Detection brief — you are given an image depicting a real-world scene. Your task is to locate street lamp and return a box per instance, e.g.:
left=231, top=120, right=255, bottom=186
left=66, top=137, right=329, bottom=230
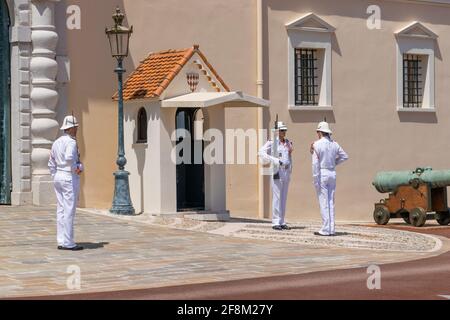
left=106, top=7, right=135, bottom=215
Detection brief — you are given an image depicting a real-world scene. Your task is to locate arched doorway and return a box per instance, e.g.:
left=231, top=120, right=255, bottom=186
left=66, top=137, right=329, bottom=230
left=0, top=0, right=11, bottom=204
left=175, top=108, right=205, bottom=211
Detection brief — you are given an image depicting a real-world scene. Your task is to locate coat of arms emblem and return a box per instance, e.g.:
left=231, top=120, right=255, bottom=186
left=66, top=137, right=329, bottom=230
left=186, top=72, right=200, bottom=92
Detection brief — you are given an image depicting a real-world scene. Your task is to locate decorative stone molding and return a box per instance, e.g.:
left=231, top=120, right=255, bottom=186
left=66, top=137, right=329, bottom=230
left=286, top=13, right=336, bottom=33
left=286, top=13, right=334, bottom=109
left=30, top=0, right=59, bottom=205
left=395, top=21, right=437, bottom=110
left=396, top=21, right=438, bottom=39
left=193, top=59, right=221, bottom=92
left=9, top=0, right=33, bottom=205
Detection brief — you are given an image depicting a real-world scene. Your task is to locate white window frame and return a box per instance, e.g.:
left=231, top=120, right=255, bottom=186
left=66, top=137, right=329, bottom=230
left=395, top=22, right=437, bottom=112
left=286, top=13, right=334, bottom=111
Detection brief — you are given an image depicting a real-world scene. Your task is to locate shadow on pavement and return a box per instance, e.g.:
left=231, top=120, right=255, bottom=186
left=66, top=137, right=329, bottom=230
left=334, top=232, right=350, bottom=236
left=228, top=217, right=269, bottom=224
left=288, top=226, right=306, bottom=230
left=77, top=242, right=109, bottom=250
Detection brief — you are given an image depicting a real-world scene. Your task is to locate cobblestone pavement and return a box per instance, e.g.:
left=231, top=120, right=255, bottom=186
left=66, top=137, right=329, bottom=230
left=82, top=209, right=441, bottom=252
left=0, top=206, right=448, bottom=298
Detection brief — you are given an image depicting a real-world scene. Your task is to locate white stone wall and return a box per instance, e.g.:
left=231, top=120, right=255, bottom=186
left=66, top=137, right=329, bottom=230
left=30, top=0, right=60, bottom=205
left=9, top=0, right=61, bottom=205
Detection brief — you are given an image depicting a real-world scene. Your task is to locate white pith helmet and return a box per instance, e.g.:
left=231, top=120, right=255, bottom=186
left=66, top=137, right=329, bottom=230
left=277, top=121, right=288, bottom=131
left=60, top=115, right=79, bottom=130
left=317, top=121, right=332, bottom=134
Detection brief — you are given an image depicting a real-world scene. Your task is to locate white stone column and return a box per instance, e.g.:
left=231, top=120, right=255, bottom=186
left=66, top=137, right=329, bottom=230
left=30, top=0, right=59, bottom=205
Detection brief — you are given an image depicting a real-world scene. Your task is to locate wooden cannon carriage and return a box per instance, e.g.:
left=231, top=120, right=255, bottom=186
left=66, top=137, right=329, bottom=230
left=373, top=168, right=450, bottom=227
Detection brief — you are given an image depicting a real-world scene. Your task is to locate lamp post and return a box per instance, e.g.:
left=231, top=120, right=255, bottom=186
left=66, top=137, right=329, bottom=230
left=106, top=7, right=135, bottom=215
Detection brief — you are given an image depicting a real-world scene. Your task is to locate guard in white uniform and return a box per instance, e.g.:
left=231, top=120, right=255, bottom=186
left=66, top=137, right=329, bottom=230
left=311, top=122, right=348, bottom=236
left=48, top=115, right=84, bottom=251
left=259, top=121, right=293, bottom=230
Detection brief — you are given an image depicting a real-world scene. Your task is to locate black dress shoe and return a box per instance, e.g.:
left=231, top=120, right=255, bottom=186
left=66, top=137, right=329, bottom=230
left=58, top=245, right=84, bottom=251
left=281, top=225, right=291, bottom=230
left=272, top=225, right=283, bottom=230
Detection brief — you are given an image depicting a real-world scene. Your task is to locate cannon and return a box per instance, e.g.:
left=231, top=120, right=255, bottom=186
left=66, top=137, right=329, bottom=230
left=372, top=167, right=450, bottom=227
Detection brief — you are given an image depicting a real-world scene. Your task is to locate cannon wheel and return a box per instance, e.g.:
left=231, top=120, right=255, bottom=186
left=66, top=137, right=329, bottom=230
left=374, top=206, right=390, bottom=225
left=409, top=207, right=427, bottom=227
left=436, top=211, right=450, bottom=226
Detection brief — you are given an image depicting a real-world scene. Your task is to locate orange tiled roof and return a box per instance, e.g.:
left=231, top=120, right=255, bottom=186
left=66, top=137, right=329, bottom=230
left=116, top=45, right=230, bottom=101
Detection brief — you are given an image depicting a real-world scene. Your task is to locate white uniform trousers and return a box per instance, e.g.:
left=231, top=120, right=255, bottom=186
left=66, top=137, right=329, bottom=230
left=316, top=169, right=336, bottom=235
left=272, top=168, right=291, bottom=226
left=54, top=172, right=80, bottom=248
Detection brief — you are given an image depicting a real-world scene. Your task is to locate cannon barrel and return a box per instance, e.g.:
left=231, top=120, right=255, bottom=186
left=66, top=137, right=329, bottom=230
left=372, top=167, right=450, bottom=193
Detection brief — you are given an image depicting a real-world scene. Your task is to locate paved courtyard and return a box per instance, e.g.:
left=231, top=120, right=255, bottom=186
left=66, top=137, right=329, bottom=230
left=0, top=206, right=448, bottom=298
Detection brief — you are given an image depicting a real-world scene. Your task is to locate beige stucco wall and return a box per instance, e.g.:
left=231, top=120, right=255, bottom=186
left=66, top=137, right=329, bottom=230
left=63, top=0, right=450, bottom=221
left=265, top=0, right=450, bottom=221
left=224, top=107, right=259, bottom=217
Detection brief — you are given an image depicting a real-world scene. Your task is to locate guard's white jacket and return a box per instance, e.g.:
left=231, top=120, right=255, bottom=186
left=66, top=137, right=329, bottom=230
left=312, top=137, right=348, bottom=188
left=259, top=139, right=293, bottom=226
left=312, top=136, right=348, bottom=235
left=48, top=134, right=83, bottom=177
left=48, top=134, right=83, bottom=248
left=258, top=139, right=293, bottom=173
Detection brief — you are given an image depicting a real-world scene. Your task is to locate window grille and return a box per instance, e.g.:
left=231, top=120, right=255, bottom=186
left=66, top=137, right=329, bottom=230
left=403, top=54, right=423, bottom=108
left=295, top=49, right=319, bottom=106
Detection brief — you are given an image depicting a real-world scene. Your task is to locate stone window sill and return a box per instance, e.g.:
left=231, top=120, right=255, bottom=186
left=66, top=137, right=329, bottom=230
left=396, top=107, right=436, bottom=113
left=288, top=105, right=333, bottom=111
left=132, top=142, right=148, bottom=147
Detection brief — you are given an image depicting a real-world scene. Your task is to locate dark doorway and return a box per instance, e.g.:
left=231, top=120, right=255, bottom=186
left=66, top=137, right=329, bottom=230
left=175, top=108, right=205, bottom=211
left=0, top=0, right=11, bottom=204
